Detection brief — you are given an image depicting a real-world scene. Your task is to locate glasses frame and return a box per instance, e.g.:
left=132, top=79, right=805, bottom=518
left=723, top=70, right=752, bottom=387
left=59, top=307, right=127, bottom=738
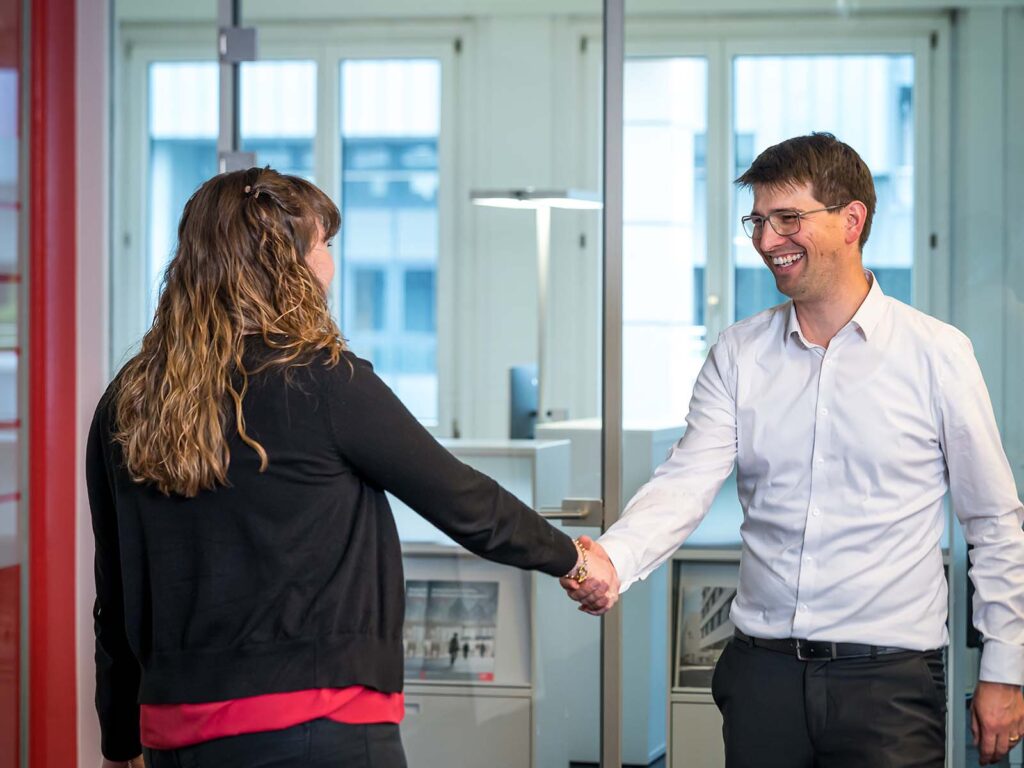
left=741, top=203, right=848, bottom=239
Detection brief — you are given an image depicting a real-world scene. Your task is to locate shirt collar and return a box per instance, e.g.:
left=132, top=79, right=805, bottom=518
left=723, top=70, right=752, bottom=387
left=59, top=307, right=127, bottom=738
left=849, top=270, right=885, bottom=340
left=785, top=270, right=885, bottom=346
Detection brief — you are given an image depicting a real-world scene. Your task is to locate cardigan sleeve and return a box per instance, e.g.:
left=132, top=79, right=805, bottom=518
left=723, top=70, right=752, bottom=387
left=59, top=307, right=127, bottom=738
left=325, top=354, right=577, bottom=577
left=87, top=398, right=143, bottom=760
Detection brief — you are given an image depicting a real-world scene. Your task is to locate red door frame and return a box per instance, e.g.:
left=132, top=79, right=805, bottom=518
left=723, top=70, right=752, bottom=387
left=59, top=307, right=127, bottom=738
left=28, top=0, right=77, bottom=764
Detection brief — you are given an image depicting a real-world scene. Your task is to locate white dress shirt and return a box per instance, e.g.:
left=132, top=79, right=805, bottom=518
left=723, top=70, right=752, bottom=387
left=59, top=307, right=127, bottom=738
left=600, top=275, right=1024, bottom=684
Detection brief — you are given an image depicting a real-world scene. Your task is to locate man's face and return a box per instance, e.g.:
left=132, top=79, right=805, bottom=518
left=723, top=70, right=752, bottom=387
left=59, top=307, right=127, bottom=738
left=749, top=182, right=847, bottom=303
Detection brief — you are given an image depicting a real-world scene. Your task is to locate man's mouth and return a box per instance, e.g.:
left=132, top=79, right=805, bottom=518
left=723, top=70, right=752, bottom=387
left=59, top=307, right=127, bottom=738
left=770, top=251, right=805, bottom=269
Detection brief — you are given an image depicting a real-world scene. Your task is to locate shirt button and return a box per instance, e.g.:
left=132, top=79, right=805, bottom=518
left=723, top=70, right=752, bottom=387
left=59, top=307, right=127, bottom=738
left=820, top=407, right=829, bottom=416
left=799, top=603, right=808, bottom=612
left=805, top=555, right=813, bottom=563
left=812, top=507, right=821, bottom=516
left=815, top=457, right=824, bottom=466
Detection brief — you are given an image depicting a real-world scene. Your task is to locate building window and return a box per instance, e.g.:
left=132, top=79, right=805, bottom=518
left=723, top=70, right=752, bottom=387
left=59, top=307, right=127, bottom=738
left=622, top=57, right=709, bottom=424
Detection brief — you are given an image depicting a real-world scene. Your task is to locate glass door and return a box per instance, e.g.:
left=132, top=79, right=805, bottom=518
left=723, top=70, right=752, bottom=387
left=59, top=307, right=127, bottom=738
left=387, top=6, right=615, bottom=764
left=114, top=4, right=623, bottom=764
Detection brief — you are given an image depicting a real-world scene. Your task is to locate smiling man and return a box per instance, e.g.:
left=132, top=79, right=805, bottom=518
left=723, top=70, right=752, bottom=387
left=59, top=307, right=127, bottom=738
left=562, top=133, right=1024, bottom=766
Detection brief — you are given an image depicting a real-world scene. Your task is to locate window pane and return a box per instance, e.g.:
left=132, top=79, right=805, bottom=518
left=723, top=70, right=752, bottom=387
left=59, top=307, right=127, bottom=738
left=147, top=61, right=317, bottom=314
left=352, top=268, right=385, bottom=331
left=340, top=60, right=440, bottom=425
left=240, top=61, right=316, bottom=179
left=622, top=57, right=708, bottom=423
left=148, top=62, right=218, bottom=308
left=732, top=55, right=915, bottom=319
left=403, top=269, right=435, bottom=333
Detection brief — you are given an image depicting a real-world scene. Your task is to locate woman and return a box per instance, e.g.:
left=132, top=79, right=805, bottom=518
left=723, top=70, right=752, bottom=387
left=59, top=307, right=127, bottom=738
left=89, top=167, right=587, bottom=767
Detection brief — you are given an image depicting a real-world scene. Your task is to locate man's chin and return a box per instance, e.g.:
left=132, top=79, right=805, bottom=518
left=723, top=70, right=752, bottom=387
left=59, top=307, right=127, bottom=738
left=773, top=277, right=797, bottom=299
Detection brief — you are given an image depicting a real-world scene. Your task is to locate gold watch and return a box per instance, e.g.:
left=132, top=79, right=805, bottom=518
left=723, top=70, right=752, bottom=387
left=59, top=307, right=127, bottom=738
left=565, top=538, right=589, bottom=583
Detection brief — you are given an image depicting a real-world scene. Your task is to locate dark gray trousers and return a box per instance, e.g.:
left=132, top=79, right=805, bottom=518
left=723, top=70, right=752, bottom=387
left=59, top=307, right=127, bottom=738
left=711, top=637, right=946, bottom=768
left=143, top=720, right=407, bottom=768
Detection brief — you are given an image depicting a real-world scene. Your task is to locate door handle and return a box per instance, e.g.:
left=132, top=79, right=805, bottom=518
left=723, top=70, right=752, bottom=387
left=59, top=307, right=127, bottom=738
left=539, top=498, right=603, bottom=527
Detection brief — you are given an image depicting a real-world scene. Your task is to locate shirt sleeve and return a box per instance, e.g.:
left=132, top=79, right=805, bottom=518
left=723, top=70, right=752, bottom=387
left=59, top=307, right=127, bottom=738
left=599, top=339, right=738, bottom=592
left=87, top=398, right=143, bottom=760
left=937, top=334, right=1024, bottom=685
left=325, top=354, right=578, bottom=578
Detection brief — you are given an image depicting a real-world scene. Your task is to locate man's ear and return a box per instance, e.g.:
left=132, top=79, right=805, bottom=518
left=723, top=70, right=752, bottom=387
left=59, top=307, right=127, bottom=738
left=844, top=200, right=868, bottom=247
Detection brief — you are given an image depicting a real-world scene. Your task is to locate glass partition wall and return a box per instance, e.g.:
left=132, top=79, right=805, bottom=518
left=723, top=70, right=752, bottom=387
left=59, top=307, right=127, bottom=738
left=112, top=4, right=617, bottom=766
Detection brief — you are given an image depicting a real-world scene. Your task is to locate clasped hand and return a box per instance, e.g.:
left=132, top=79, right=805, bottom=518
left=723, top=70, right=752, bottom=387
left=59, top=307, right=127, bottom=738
left=559, top=535, right=620, bottom=615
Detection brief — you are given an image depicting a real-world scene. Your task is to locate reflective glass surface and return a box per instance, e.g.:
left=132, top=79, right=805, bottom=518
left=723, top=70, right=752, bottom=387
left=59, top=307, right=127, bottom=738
left=339, top=60, right=440, bottom=424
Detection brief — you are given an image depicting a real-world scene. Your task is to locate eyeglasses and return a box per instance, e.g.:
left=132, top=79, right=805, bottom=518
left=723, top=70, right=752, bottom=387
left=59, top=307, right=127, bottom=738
left=741, top=204, right=847, bottom=239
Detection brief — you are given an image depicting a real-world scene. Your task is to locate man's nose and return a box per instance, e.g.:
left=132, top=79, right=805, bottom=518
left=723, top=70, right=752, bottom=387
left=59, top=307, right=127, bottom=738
left=758, top=224, right=789, bottom=252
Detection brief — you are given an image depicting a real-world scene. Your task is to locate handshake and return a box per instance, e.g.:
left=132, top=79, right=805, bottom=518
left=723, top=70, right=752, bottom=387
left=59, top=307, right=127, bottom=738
left=559, top=536, right=621, bottom=615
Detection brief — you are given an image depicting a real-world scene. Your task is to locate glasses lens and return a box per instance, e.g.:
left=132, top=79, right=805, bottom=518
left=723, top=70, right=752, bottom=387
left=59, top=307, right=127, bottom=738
left=742, top=217, right=758, bottom=238
left=771, top=211, right=802, bottom=236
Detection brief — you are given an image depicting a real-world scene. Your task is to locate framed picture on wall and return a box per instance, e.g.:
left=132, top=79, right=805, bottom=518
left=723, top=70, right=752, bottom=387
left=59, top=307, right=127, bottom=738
left=671, top=553, right=741, bottom=691
left=403, top=579, right=500, bottom=682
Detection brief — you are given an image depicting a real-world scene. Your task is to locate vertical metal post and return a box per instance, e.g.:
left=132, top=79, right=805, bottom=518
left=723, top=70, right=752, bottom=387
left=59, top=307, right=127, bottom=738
left=217, top=0, right=256, bottom=172
left=601, top=0, right=625, bottom=766
left=535, top=205, right=551, bottom=423
left=218, top=0, right=240, bottom=171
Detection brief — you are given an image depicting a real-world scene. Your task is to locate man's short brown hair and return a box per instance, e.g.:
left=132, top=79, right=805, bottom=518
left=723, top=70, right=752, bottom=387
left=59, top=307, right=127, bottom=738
left=735, top=132, right=877, bottom=250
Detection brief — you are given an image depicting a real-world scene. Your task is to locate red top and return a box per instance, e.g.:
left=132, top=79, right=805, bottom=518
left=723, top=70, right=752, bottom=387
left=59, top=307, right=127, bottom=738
left=140, top=688, right=404, bottom=750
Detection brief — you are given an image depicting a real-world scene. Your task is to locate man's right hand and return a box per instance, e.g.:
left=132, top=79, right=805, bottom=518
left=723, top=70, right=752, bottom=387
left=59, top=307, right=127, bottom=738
left=559, top=535, right=620, bottom=615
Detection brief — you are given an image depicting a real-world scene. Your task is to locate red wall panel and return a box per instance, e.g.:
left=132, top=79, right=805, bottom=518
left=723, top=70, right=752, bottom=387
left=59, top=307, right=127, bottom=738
left=29, top=0, right=78, bottom=764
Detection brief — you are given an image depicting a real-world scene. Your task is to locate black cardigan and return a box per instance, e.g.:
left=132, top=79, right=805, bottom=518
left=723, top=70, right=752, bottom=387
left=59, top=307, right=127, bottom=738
left=87, top=345, right=577, bottom=760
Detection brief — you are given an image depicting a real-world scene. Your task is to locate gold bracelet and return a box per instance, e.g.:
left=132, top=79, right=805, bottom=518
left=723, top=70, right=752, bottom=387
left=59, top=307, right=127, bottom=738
left=566, top=538, right=589, bottom=583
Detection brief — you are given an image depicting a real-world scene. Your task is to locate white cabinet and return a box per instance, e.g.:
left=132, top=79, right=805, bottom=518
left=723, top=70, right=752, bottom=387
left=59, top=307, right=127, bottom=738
left=670, top=697, right=724, bottom=768
left=402, top=688, right=532, bottom=768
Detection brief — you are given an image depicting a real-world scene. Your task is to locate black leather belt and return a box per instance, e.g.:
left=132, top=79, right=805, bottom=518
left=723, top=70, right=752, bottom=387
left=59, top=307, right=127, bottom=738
left=734, top=629, right=913, bottom=661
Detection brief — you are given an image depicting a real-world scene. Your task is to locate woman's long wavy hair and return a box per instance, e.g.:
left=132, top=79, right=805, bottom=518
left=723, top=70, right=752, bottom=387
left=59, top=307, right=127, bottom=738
left=113, top=167, right=345, bottom=497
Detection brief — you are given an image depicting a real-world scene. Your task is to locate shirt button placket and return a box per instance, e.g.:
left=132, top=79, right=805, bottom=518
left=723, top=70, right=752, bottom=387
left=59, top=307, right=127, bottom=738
left=796, top=353, right=834, bottom=635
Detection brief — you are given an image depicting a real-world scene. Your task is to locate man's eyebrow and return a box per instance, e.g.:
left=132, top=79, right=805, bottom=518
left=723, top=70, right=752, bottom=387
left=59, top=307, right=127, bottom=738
left=749, top=206, right=800, bottom=216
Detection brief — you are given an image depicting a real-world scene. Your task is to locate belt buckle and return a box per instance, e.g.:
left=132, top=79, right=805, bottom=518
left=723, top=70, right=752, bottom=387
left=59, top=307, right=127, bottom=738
left=795, top=639, right=811, bottom=661
left=795, top=640, right=836, bottom=661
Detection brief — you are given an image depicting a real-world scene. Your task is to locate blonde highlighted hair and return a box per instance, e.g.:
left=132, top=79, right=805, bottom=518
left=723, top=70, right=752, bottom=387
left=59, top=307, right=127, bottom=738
left=113, top=167, right=345, bottom=497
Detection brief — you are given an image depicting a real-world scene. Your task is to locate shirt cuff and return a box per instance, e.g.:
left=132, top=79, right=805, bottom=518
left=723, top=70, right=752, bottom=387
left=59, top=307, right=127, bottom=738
left=979, top=639, right=1024, bottom=686
left=596, top=533, right=639, bottom=595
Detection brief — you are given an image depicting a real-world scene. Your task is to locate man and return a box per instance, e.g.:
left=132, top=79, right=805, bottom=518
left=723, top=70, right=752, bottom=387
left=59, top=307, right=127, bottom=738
left=564, top=133, right=1024, bottom=766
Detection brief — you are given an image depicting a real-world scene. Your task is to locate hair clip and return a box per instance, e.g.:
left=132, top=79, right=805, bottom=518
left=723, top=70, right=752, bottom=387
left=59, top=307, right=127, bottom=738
left=244, top=185, right=252, bottom=195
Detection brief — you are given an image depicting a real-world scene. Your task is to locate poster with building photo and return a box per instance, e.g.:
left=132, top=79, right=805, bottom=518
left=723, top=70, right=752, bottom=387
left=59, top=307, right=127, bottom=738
left=404, top=580, right=499, bottom=682
left=674, top=580, right=737, bottom=690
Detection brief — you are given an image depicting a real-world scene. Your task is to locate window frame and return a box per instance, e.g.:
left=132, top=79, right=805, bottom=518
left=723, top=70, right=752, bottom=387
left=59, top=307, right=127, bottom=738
left=114, top=22, right=464, bottom=435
